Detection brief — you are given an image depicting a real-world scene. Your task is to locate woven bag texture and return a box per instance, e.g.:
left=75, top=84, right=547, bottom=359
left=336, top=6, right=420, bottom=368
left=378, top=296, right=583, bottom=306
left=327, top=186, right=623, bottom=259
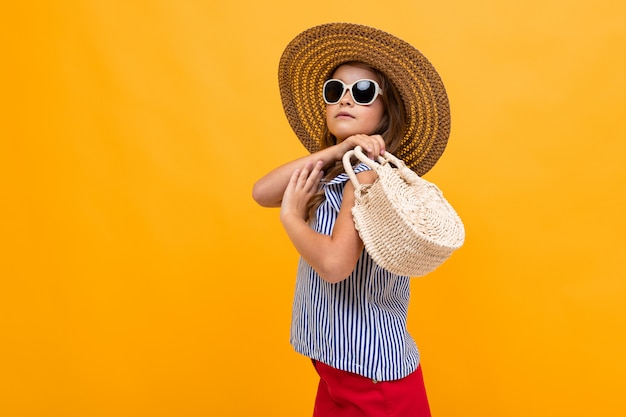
left=343, top=147, right=464, bottom=277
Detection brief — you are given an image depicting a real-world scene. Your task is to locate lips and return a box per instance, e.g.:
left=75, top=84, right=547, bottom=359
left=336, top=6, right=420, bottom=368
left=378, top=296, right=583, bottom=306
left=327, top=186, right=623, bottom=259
left=336, top=111, right=354, bottom=118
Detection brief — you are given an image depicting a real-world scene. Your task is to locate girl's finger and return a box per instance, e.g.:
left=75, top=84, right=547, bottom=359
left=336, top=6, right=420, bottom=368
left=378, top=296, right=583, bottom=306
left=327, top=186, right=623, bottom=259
left=303, top=162, right=323, bottom=192
left=373, top=134, right=386, bottom=155
left=297, top=163, right=312, bottom=187
left=288, top=168, right=301, bottom=188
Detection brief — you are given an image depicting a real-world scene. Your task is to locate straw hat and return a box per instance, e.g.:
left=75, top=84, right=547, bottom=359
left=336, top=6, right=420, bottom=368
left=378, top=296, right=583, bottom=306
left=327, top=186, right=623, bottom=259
left=278, top=23, right=451, bottom=176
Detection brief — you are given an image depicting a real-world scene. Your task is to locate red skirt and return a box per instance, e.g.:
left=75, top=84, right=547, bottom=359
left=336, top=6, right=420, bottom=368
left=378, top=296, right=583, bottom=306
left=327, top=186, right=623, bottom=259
left=312, top=360, right=431, bottom=417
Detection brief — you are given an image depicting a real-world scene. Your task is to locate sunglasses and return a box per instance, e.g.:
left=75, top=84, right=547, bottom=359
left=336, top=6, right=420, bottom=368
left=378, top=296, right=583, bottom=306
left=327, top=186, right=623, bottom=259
left=322, top=79, right=383, bottom=106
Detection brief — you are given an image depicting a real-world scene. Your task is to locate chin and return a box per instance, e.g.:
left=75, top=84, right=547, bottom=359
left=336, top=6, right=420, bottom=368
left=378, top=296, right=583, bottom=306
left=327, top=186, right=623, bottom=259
left=332, top=131, right=357, bottom=142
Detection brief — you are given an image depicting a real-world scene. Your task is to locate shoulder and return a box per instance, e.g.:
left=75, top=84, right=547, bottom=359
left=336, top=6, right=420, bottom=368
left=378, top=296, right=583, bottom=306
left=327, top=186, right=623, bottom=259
left=341, top=166, right=377, bottom=201
left=352, top=161, right=378, bottom=186
left=355, top=168, right=377, bottom=185
left=350, top=161, right=378, bottom=185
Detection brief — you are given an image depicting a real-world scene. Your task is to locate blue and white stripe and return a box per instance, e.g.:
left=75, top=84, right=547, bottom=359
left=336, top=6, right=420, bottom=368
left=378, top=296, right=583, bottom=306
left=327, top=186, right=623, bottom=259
left=290, top=163, right=420, bottom=382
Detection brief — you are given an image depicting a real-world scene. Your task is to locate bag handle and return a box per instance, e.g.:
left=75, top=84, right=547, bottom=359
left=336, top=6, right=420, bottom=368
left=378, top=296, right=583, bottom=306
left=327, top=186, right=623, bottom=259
left=342, top=146, right=413, bottom=188
left=342, top=146, right=375, bottom=188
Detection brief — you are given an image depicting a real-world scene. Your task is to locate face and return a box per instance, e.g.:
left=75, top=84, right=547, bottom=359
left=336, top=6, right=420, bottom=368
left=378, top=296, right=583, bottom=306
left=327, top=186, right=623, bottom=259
left=325, top=63, right=385, bottom=142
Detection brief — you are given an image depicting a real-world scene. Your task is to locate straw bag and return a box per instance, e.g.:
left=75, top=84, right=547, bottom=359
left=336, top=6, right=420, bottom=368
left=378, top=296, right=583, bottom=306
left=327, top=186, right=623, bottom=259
left=342, top=146, right=465, bottom=277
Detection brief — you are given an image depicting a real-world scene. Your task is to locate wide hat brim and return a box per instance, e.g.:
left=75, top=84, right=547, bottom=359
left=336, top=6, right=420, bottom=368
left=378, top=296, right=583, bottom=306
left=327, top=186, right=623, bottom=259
left=278, top=23, right=451, bottom=176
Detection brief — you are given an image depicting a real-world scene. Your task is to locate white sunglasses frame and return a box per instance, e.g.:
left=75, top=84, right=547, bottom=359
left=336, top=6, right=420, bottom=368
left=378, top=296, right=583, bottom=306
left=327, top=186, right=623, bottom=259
left=322, top=78, right=383, bottom=105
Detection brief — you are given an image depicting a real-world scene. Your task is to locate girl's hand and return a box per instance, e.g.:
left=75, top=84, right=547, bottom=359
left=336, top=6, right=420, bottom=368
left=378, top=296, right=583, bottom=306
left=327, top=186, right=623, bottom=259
left=340, top=134, right=386, bottom=160
left=280, top=160, right=324, bottom=222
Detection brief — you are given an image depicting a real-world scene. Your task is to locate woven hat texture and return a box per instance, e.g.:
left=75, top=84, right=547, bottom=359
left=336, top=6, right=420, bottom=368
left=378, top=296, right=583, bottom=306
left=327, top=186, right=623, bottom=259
left=343, top=147, right=464, bottom=277
left=279, top=22, right=451, bottom=176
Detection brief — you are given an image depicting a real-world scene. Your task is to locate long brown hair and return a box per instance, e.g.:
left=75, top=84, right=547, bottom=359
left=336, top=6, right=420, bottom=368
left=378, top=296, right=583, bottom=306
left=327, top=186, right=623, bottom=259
left=305, top=62, right=406, bottom=222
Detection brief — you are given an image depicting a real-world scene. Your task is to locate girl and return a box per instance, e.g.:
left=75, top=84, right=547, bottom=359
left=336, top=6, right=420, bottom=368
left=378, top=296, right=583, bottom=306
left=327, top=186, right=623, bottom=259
left=253, top=23, right=451, bottom=417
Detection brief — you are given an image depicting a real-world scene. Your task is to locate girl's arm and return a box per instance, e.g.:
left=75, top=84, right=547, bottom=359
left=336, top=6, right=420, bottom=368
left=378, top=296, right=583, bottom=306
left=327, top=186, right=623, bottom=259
left=279, top=161, right=378, bottom=283
left=252, top=134, right=385, bottom=207
left=252, top=146, right=341, bottom=207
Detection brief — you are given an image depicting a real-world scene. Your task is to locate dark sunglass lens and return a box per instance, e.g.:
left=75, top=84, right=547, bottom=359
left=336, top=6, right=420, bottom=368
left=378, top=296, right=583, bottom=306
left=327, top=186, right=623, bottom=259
left=352, top=80, right=376, bottom=104
left=324, top=80, right=344, bottom=103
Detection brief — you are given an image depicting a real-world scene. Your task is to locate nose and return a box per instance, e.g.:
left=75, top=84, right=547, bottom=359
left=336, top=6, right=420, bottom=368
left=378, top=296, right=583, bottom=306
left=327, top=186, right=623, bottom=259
left=339, top=90, right=354, bottom=105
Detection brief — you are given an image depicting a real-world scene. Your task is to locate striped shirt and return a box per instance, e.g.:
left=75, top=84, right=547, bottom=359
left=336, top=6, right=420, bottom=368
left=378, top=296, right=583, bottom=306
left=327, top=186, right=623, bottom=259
left=290, top=163, right=420, bottom=382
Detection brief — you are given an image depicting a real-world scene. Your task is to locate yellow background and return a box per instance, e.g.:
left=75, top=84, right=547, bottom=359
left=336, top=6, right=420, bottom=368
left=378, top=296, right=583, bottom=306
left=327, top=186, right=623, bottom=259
left=2, top=1, right=625, bottom=416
